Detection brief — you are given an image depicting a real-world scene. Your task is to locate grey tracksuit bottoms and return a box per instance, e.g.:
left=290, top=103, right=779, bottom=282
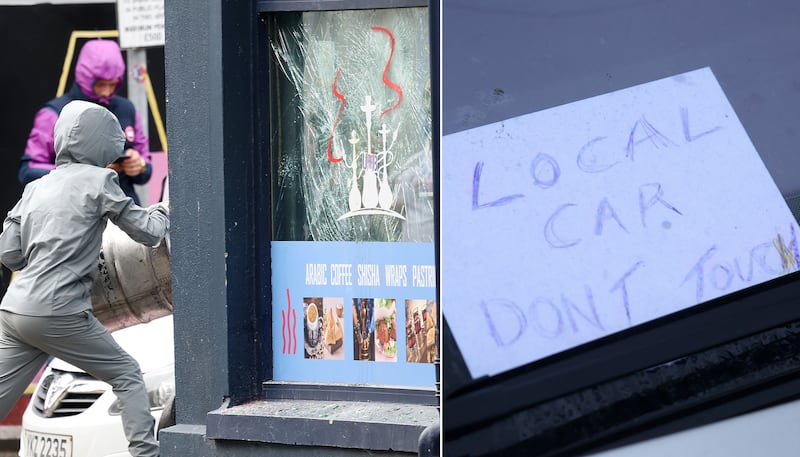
left=0, top=310, right=159, bottom=457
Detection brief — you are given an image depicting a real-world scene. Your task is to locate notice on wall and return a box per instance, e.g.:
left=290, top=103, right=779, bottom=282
left=442, top=67, right=800, bottom=379
left=271, top=241, right=437, bottom=387
left=116, top=0, right=165, bottom=49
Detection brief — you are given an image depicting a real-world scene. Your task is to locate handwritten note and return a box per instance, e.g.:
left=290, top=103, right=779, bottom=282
left=441, top=67, right=800, bottom=378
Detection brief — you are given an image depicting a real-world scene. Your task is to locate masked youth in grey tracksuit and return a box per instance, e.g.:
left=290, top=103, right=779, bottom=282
left=0, top=100, right=169, bottom=457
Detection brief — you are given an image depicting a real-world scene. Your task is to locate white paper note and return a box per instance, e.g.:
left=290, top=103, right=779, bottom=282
left=442, top=67, right=800, bottom=378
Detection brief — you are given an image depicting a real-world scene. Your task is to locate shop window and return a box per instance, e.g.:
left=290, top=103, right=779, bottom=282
left=266, top=7, right=436, bottom=388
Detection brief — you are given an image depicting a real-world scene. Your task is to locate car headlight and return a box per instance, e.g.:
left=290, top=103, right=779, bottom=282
left=108, top=365, right=175, bottom=415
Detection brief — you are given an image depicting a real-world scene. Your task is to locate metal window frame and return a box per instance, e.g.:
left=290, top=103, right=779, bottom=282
left=256, top=2, right=438, bottom=406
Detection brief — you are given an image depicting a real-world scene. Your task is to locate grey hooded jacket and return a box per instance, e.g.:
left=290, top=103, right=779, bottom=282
left=0, top=100, right=169, bottom=316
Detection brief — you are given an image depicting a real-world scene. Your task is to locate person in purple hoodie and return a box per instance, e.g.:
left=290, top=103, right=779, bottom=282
left=18, top=39, right=152, bottom=205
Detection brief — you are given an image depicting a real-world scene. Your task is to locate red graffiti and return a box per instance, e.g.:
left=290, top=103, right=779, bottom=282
left=327, top=26, right=404, bottom=164
left=326, top=69, right=346, bottom=163
left=372, top=26, right=403, bottom=119
left=281, top=288, right=297, bottom=354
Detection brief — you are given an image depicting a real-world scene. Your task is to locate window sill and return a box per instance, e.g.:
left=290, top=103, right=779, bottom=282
left=207, top=398, right=439, bottom=453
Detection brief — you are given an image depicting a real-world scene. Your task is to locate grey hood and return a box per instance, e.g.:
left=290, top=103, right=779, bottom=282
left=54, top=100, right=126, bottom=168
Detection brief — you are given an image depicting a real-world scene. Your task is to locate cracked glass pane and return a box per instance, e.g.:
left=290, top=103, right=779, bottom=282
left=269, top=8, right=432, bottom=243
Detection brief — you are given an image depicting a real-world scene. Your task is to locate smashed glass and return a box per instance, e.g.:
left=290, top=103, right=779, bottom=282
left=269, top=8, right=432, bottom=242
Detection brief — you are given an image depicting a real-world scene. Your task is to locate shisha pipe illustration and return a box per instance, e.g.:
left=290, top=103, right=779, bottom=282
left=377, top=123, right=399, bottom=209
left=328, top=26, right=407, bottom=221
left=343, top=130, right=362, bottom=212
left=336, top=98, right=403, bottom=218
left=360, top=95, right=380, bottom=209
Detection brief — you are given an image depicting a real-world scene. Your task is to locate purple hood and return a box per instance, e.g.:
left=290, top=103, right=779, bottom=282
left=75, top=39, right=125, bottom=105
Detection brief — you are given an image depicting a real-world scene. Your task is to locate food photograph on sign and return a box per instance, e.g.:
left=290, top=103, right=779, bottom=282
left=374, top=298, right=398, bottom=362
left=352, top=297, right=376, bottom=361
left=406, top=299, right=437, bottom=363
left=303, top=297, right=345, bottom=360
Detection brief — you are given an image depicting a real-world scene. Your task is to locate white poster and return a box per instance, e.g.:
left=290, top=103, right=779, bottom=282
left=442, top=67, right=800, bottom=378
left=116, top=0, right=164, bottom=49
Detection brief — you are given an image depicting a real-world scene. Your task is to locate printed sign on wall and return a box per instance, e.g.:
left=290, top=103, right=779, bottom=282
left=116, top=0, right=165, bottom=49
left=442, top=67, right=800, bottom=378
left=272, top=241, right=436, bottom=387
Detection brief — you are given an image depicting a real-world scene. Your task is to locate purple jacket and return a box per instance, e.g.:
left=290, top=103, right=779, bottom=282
left=19, top=39, right=151, bottom=204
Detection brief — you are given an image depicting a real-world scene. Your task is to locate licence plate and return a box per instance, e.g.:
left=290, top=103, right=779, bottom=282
left=23, top=431, right=72, bottom=457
